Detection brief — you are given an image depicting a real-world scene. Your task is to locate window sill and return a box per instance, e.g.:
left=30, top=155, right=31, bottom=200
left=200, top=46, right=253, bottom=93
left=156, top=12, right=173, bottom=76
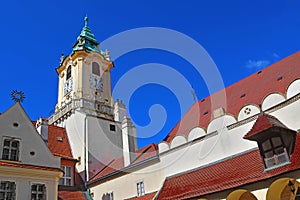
left=264, top=161, right=291, bottom=172
left=0, top=159, right=21, bottom=164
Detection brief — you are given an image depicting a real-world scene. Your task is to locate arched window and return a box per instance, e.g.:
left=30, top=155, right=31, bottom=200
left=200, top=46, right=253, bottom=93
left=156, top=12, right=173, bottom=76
left=66, top=65, right=72, bottom=80
left=92, top=62, right=100, bottom=76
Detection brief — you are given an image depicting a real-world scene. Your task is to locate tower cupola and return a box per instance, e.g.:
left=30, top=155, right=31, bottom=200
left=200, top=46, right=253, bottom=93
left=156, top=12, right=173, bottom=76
left=72, top=16, right=101, bottom=53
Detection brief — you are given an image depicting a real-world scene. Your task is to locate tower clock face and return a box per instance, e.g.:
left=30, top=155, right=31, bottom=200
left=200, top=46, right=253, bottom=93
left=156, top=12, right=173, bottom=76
left=89, top=74, right=103, bottom=90
left=64, top=78, right=73, bottom=96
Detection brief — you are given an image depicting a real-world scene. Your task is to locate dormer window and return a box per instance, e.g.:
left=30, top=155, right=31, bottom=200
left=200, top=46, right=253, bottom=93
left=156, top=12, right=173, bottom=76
left=92, top=62, right=100, bottom=76
left=261, top=137, right=289, bottom=168
left=66, top=65, right=72, bottom=80
left=244, top=114, right=296, bottom=170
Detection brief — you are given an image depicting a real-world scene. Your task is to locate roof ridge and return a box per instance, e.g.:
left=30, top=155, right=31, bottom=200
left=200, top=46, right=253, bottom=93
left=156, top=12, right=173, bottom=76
left=132, top=145, right=153, bottom=163
left=89, top=159, right=115, bottom=181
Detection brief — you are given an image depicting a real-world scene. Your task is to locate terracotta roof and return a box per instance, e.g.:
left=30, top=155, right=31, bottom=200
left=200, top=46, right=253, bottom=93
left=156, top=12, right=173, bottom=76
left=58, top=190, right=87, bottom=200
left=156, top=133, right=300, bottom=200
left=127, top=192, right=157, bottom=200
left=48, top=125, right=74, bottom=160
left=165, top=50, right=300, bottom=142
left=244, top=113, right=288, bottom=139
left=132, top=143, right=158, bottom=164
left=0, top=161, right=62, bottom=173
left=89, top=144, right=158, bottom=182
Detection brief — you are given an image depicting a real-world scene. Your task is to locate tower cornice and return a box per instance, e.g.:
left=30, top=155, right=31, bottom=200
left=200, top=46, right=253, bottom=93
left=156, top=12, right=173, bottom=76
left=55, top=50, right=114, bottom=75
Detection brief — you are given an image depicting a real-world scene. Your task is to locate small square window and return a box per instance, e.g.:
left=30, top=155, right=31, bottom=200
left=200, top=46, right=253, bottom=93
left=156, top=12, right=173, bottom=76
left=137, top=181, right=145, bottom=197
left=31, top=184, right=46, bottom=200
left=110, top=124, right=116, bottom=132
left=102, top=192, right=113, bottom=200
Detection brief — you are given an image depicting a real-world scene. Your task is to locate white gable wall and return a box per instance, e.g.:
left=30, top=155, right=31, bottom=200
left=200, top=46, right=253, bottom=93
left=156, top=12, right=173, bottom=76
left=0, top=103, right=60, bottom=168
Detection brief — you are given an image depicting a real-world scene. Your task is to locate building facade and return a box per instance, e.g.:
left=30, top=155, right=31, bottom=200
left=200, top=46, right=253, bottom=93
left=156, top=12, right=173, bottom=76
left=45, top=18, right=300, bottom=200
left=0, top=103, right=63, bottom=200
left=2, top=17, right=300, bottom=200
left=86, top=50, right=300, bottom=199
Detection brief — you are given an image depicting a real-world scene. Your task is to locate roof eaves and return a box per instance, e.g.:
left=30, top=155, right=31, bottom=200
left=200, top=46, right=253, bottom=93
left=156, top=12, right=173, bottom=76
left=87, top=155, right=159, bottom=187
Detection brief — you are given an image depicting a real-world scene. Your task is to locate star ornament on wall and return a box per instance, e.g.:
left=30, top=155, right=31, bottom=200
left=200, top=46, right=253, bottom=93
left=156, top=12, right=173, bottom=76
left=10, top=90, right=26, bottom=103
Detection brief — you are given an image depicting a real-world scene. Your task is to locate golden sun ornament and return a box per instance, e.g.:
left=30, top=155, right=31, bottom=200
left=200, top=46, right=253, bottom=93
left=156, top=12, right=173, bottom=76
left=10, top=90, right=26, bottom=103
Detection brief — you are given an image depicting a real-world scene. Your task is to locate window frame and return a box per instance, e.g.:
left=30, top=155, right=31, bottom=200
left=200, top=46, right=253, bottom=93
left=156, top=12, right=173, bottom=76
left=66, top=65, right=72, bottom=80
left=92, top=62, right=101, bottom=76
left=102, top=192, right=113, bottom=200
left=261, top=136, right=290, bottom=168
left=31, top=183, right=46, bottom=200
left=59, top=166, right=72, bottom=186
left=109, top=124, right=116, bottom=132
left=0, top=181, right=16, bottom=200
left=108, top=192, right=114, bottom=200
left=2, top=138, right=20, bottom=161
left=136, top=181, right=145, bottom=197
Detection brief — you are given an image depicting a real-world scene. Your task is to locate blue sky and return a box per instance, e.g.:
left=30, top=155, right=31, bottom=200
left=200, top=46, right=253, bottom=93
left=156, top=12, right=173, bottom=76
left=1, top=0, right=300, bottom=147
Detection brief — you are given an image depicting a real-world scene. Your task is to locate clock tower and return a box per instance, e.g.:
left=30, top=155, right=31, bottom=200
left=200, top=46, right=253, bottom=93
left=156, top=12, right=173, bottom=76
left=48, top=17, right=137, bottom=181
left=53, top=17, right=114, bottom=123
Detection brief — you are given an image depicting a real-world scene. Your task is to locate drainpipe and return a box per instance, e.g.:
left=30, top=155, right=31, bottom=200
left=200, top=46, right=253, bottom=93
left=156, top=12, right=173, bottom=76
left=84, top=115, right=89, bottom=183
left=75, top=110, right=89, bottom=185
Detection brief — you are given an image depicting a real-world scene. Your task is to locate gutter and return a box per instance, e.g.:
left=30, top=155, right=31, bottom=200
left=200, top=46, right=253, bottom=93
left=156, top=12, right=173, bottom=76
left=87, top=155, right=159, bottom=187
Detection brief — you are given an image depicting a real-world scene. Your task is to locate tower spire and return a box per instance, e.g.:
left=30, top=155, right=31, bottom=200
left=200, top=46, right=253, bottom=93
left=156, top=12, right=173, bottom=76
left=72, top=16, right=101, bottom=53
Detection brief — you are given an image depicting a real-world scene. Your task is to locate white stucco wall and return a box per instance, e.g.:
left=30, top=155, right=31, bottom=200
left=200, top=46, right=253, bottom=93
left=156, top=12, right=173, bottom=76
left=262, top=93, right=285, bottom=111
left=0, top=171, right=59, bottom=200
left=87, top=115, right=123, bottom=178
left=160, top=120, right=257, bottom=177
left=0, top=104, right=60, bottom=168
left=90, top=160, right=164, bottom=200
left=0, top=104, right=62, bottom=200
left=89, top=90, right=300, bottom=199
left=65, top=111, right=123, bottom=179
left=238, top=104, right=260, bottom=121
left=269, top=98, right=300, bottom=131
left=65, top=111, right=86, bottom=173
left=286, top=79, right=300, bottom=99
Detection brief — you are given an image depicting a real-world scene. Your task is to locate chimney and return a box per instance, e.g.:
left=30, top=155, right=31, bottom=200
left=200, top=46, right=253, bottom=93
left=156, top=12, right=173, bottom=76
left=36, top=117, right=49, bottom=144
left=122, top=116, right=137, bottom=167
left=114, top=99, right=127, bottom=122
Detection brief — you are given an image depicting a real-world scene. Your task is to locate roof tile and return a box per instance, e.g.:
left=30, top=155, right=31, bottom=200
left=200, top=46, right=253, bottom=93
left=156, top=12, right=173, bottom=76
left=157, top=133, right=300, bottom=200
left=58, top=190, right=87, bottom=200
left=127, top=192, right=157, bottom=200
left=165, top=51, right=300, bottom=142
left=244, top=113, right=288, bottom=139
left=48, top=125, right=74, bottom=160
left=89, top=143, right=158, bottom=182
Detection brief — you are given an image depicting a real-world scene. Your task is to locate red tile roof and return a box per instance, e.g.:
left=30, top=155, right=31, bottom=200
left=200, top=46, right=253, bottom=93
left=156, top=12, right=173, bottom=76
left=244, top=113, right=288, bottom=139
left=89, top=144, right=158, bottom=182
left=127, top=192, right=157, bottom=200
left=58, top=190, right=87, bottom=200
left=48, top=125, right=74, bottom=160
left=157, top=133, right=300, bottom=200
left=165, top=51, right=300, bottom=142
left=0, top=161, right=62, bottom=173
left=132, top=143, right=158, bottom=164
